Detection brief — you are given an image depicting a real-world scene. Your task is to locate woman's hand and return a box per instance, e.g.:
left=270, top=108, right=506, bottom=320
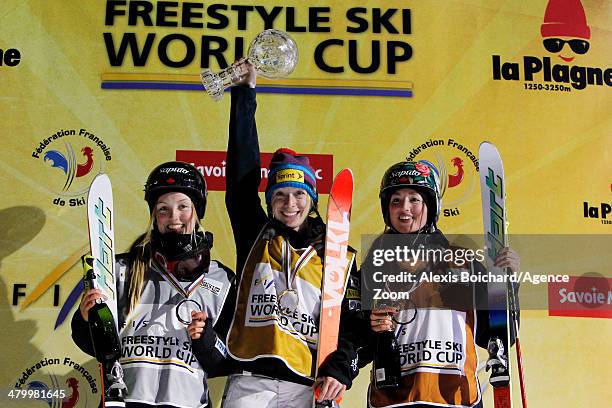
left=187, top=311, right=208, bottom=340
left=79, top=289, right=106, bottom=321
left=494, top=247, right=520, bottom=273
left=314, top=376, right=346, bottom=402
left=234, top=58, right=257, bottom=88
left=370, top=306, right=398, bottom=333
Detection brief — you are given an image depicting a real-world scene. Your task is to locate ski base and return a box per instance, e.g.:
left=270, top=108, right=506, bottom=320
left=493, top=386, right=511, bottom=408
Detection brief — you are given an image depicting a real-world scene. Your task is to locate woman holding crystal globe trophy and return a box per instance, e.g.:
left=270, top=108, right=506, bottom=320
left=207, top=29, right=362, bottom=408
left=71, top=162, right=236, bottom=408
left=201, top=29, right=299, bottom=101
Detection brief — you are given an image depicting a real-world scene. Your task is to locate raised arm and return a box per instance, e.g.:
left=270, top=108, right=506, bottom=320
left=225, top=64, right=268, bottom=276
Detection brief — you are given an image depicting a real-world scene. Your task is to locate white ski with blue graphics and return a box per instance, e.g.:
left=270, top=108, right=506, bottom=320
left=86, top=173, right=119, bottom=330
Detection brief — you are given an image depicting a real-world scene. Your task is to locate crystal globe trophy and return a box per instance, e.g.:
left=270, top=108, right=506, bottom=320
left=200, top=29, right=298, bottom=101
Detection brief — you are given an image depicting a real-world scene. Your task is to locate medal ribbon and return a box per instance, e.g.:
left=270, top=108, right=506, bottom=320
left=281, top=239, right=317, bottom=291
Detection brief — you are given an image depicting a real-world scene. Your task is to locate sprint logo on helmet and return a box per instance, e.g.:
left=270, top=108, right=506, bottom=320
left=276, top=169, right=305, bottom=183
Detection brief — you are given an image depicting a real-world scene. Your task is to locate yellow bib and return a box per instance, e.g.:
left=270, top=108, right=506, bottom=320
left=228, top=234, right=354, bottom=379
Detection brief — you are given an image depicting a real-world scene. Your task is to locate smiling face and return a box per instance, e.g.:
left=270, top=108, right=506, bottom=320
left=270, top=187, right=312, bottom=231
left=388, top=188, right=428, bottom=233
left=154, top=192, right=196, bottom=234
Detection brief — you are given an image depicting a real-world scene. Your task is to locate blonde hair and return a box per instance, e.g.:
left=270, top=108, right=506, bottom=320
left=126, top=203, right=203, bottom=315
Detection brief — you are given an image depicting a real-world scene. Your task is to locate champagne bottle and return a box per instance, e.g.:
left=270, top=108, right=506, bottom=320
left=374, top=330, right=402, bottom=389
left=82, top=256, right=121, bottom=362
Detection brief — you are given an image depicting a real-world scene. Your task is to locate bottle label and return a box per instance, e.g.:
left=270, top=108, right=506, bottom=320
left=375, top=368, right=386, bottom=382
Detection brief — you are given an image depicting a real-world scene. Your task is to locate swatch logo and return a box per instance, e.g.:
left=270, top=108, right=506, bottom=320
left=541, top=0, right=590, bottom=62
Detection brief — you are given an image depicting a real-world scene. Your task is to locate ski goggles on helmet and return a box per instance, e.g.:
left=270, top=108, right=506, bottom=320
left=543, top=38, right=589, bottom=54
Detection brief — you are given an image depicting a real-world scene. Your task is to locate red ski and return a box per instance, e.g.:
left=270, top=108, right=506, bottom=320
left=314, top=168, right=354, bottom=407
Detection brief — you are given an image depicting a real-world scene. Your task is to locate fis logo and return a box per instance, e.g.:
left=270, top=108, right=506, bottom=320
left=254, top=272, right=275, bottom=289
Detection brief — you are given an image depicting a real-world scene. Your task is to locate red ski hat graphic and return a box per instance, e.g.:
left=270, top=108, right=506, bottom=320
left=541, top=0, right=591, bottom=39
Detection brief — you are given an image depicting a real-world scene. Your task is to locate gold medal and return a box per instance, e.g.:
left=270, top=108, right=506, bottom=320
left=275, top=240, right=318, bottom=316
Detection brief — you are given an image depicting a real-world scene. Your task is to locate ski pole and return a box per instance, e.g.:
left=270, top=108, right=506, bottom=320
left=507, top=275, right=527, bottom=408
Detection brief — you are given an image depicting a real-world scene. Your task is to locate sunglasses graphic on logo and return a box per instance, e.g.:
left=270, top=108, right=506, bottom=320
left=542, top=38, right=590, bottom=54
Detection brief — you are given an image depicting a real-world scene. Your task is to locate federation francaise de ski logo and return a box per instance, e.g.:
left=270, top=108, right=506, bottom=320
left=31, top=128, right=112, bottom=207
left=406, top=138, right=478, bottom=218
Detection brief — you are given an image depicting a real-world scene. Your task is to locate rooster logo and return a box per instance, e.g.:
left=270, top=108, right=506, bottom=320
left=63, top=378, right=80, bottom=408
left=27, top=376, right=79, bottom=408
left=431, top=154, right=475, bottom=209
left=43, top=143, right=94, bottom=190
left=541, top=0, right=591, bottom=62
left=447, top=157, right=464, bottom=188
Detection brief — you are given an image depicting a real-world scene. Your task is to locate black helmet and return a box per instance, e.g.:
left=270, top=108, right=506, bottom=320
left=144, top=161, right=207, bottom=219
left=379, top=160, right=441, bottom=229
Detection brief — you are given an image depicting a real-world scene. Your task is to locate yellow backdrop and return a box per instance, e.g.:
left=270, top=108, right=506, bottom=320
left=1, top=1, right=610, bottom=407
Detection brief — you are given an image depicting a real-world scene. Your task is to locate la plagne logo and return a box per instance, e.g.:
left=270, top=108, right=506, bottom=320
left=492, top=0, right=611, bottom=92
left=31, top=128, right=112, bottom=207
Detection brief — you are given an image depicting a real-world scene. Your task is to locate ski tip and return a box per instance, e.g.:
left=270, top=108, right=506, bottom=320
left=336, top=168, right=354, bottom=179
left=477, top=142, right=503, bottom=172
left=91, top=172, right=110, bottom=184
left=87, top=173, right=114, bottom=204
left=478, top=141, right=498, bottom=153
left=478, top=141, right=501, bottom=151
left=332, top=168, right=354, bottom=193
left=328, top=168, right=355, bottom=206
